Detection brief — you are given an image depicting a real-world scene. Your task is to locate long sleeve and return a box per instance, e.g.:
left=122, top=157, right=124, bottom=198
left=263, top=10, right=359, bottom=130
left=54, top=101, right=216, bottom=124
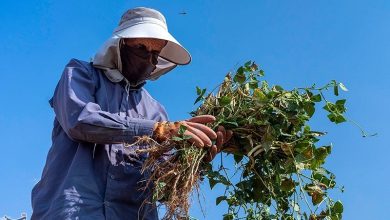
left=51, top=59, right=156, bottom=144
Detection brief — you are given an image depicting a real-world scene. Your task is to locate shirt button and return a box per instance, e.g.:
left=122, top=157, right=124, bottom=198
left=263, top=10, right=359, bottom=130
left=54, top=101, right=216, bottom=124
left=104, top=201, right=110, bottom=207
left=110, top=174, right=115, bottom=180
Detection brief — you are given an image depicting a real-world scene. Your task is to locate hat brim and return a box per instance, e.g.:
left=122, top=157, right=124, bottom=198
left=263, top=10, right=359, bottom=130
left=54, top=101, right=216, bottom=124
left=114, top=23, right=191, bottom=65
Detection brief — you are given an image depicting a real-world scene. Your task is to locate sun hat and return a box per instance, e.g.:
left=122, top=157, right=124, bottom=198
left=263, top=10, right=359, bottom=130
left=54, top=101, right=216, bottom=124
left=114, top=7, right=191, bottom=65
left=93, top=7, right=191, bottom=85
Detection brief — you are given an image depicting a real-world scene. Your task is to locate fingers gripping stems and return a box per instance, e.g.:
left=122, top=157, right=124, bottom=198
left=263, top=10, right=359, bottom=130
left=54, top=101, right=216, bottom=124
left=152, top=115, right=233, bottom=163
left=152, top=115, right=217, bottom=148
left=204, top=126, right=234, bottom=163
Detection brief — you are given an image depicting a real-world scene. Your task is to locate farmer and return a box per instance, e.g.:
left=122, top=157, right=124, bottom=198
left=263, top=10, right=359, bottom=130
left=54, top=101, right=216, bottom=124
left=31, top=7, right=229, bottom=220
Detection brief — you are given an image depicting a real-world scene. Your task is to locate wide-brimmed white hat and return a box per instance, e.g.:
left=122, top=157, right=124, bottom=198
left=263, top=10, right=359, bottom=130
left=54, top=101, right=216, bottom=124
left=93, top=7, right=191, bottom=85
left=114, top=7, right=191, bottom=65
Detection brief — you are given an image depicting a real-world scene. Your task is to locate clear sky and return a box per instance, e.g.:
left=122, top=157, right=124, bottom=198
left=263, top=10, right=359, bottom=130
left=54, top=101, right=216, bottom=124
left=0, top=0, right=389, bottom=219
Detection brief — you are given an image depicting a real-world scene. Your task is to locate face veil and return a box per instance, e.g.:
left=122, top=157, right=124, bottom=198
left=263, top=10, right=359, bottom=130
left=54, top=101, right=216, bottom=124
left=119, top=42, right=158, bottom=86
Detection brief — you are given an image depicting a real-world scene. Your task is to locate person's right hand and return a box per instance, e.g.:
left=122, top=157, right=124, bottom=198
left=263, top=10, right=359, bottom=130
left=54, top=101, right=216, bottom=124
left=152, top=115, right=217, bottom=148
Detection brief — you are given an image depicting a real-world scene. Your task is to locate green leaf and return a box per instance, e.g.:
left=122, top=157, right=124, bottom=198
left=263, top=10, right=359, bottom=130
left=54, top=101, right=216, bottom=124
left=306, top=187, right=325, bottom=206
left=201, top=88, right=206, bottom=95
left=311, top=94, right=322, bottom=102
left=327, top=113, right=347, bottom=124
left=318, top=145, right=332, bottom=158
left=333, top=201, right=344, bottom=213
left=261, top=80, right=269, bottom=92
left=219, top=175, right=230, bottom=185
left=244, top=60, right=252, bottom=67
left=282, top=215, right=294, bottom=220
left=236, top=180, right=252, bottom=191
left=249, top=79, right=259, bottom=89
left=304, top=184, right=321, bottom=193
left=323, top=102, right=335, bottom=112
left=335, top=99, right=347, bottom=113
left=335, top=99, right=346, bottom=105
left=273, top=85, right=284, bottom=92
left=258, top=69, right=265, bottom=76
left=196, top=86, right=202, bottom=95
left=157, top=182, right=166, bottom=188
left=208, top=172, right=230, bottom=189
left=233, top=71, right=246, bottom=84
left=234, top=154, right=244, bottom=164
left=311, top=145, right=332, bottom=169
left=222, top=120, right=239, bottom=128
left=223, top=213, right=234, bottom=220
left=171, top=136, right=183, bottom=141
left=311, top=190, right=324, bottom=205
left=304, top=102, right=315, bottom=117
left=194, top=96, right=203, bottom=104
left=296, top=147, right=314, bottom=163
left=253, top=88, right=268, bottom=101
left=250, top=63, right=258, bottom=71
left=314, top=167, right=332, bottom=176
left=194, top=88, right=206, bottom=104
left=216, top=196, right=227, bottom=205
left=209, top=178, right=217, bottom=189
left=206, top=170, right=217, bottom=178
left=172, top=134, right=192, bottom=141
left=178, top=124, right=187, bottom=136
left=219, top=96, right=232, bottom=106
left=182, top=135, right=192, bottom=140
left=313, top=172, right=336, bottom=189
left=304, top=125, right=311, bottom=133
left=237, top=66, right=244, bottom=74
left=280, top=179, right=296, bottom=192
left=294, top=141, right=310, bottom=153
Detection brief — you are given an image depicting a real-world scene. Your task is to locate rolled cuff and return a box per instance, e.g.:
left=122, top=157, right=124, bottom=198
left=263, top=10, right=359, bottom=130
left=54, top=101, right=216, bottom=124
left=129, top=117, right=156, bottom=137
left=68, top=118, right=157, bottom=144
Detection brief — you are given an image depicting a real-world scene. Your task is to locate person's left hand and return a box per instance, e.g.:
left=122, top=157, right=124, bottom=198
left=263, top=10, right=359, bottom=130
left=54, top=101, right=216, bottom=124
left=203, top=125, right=233, bottom=163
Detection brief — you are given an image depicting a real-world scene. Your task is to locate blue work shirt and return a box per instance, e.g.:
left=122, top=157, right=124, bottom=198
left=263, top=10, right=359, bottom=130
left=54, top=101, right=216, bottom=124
left=31, top=59, right=168, bottom=219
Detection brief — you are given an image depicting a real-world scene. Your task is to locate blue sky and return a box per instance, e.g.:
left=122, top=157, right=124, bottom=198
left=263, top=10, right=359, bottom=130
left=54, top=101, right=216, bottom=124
left=0, top=0, right=389, bottom=219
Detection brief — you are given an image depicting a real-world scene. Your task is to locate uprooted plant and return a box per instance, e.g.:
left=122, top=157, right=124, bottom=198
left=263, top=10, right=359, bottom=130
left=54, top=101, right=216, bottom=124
left=132, top=61, right=370, bottom=219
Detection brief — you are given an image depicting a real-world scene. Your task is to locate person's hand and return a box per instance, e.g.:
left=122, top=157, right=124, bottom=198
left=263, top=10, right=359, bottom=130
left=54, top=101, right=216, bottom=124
left=203, top=125, right=233, bottom=163
left=153, top=115, right=217, bottom=148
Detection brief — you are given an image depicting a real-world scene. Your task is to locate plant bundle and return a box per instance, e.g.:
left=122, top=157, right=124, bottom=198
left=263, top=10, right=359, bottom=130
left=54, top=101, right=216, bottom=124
left=134, top=136, right=206, bottom=219
left=136, top=61, right=350, bottom=220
